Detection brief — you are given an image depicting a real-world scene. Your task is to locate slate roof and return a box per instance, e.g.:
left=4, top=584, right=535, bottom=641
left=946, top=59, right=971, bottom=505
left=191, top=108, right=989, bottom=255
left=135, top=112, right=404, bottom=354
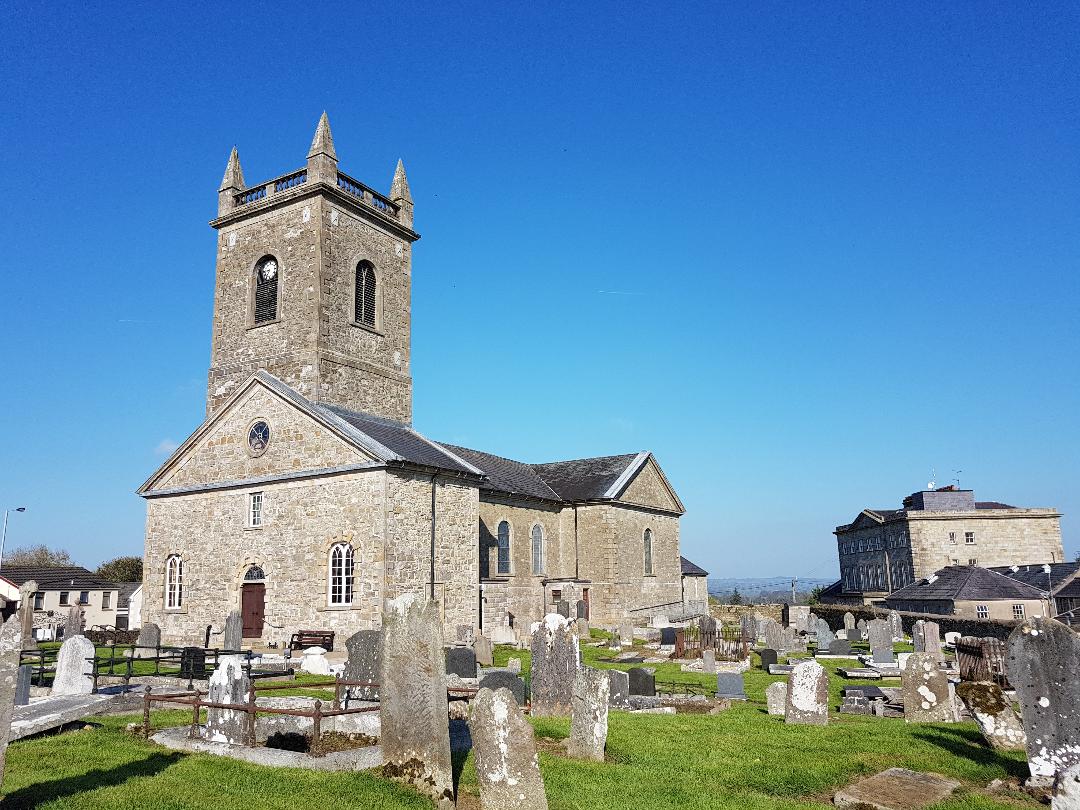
left=885, top=565, right=1047, bottom=603
left=680, top=556, right=708, bottom=577
left=115, top=582, right=141, bottom=610
left=532, top=454, right=642, bottom=502
left=989, top=562, right=1080, bottom=594
left=0, top=566, right=117, bottom=591
left=440, top=445, right=560, bottom=501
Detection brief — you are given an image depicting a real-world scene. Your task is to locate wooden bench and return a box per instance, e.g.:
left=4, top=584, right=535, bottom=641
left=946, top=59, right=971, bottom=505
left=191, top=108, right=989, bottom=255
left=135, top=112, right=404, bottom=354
left=289, top=630, right=335, bottom=652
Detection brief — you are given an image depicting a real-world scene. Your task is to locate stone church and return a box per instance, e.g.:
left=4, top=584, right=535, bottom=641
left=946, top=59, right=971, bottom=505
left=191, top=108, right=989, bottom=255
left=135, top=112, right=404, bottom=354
left=139, top=114, right=703, bottom=647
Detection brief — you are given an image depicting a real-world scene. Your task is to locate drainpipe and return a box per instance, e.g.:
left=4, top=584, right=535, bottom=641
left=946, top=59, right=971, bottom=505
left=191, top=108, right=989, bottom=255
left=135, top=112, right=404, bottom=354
left=430, top=474, right=437, bottom=600
left=573, top=506, right=580, bottom=580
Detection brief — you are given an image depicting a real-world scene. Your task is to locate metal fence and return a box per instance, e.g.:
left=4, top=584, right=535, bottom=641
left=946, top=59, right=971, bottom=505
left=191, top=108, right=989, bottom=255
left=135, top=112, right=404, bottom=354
left=673, top=626, right=750, bottom=661
left=955, top=636, right=1010, bottom=688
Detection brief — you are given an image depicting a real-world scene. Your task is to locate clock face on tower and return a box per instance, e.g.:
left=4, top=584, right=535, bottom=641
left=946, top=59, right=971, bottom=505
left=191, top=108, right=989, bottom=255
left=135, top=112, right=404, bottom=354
left=248, top=421, right=270, bottom=456
left=259, top=259, right=277, bottom=282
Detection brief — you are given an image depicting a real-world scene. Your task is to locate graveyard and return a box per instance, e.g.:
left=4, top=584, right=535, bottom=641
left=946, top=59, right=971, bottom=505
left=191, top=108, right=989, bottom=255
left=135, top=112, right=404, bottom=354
left=0, top=610, right=1064, bottom=810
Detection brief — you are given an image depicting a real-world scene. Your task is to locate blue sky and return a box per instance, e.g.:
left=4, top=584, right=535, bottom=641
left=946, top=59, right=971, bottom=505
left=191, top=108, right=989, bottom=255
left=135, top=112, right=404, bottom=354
left=0, top=3, right=1077, bottom=579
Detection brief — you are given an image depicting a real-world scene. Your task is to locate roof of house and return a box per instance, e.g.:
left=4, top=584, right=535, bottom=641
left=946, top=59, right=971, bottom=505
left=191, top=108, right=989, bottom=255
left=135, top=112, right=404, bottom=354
left=988, top=562, right=1080, bottom=595
left=975, top=501, right=1017, bottom=510
left=0, top=566, right=117, bottom=591
left=532, top=454, right=643, bottom=502
left=440, top=445, right=561, bottom=501
left=680, top=556, right=708, bottom=577
left=115, top=582, right=141, bottom=609
left=885, top=565, right=1047, bottom=603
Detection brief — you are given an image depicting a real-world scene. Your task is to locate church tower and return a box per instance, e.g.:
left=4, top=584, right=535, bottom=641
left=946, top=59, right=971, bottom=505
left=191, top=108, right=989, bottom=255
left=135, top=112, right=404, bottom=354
left=206, top=113, right=418, bottom=422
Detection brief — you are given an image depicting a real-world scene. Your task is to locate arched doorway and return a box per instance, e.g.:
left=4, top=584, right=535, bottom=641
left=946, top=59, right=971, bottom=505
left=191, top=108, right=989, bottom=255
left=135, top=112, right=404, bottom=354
left=241, top=565, right=266, bottom=639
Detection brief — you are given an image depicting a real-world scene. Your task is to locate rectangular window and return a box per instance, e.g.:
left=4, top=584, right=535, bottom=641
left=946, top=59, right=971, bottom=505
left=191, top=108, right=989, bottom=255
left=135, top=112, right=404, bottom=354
left=59, top=591, right=70, bottom=606
left=968, top=558, right=977, bottom=566
left=965, top=531, right=975, bottom=545
left=79, top=591, right=89, bottom=605
left=1012, top=604, right=1025, bottom=620
left=948, top=531, right=956, bottom=544
left=32, top=592, right=44, bottom=610
left=249, top=492, right=263, bottom=527
left=952, top=558, right=959, bottom=566
left=102, top=592, right=112, bottom=609
left=976, top=604, right=989, bottom=619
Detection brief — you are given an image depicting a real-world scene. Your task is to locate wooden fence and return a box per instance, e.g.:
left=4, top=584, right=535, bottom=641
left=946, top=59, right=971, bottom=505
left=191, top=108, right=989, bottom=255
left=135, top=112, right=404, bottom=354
left=955, top=637, right=1010, bottom=688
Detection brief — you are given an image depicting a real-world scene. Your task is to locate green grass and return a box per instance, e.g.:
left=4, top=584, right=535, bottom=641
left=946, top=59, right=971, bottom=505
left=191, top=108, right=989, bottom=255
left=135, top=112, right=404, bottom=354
left=0, top=638, right=1038, bottom=810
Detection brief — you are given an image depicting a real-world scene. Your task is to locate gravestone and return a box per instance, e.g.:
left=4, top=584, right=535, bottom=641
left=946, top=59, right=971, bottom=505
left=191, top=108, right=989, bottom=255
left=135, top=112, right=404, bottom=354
left=651, top=614, right=669, bottom=628
left=766, top=681, right=787, bottom=715
left=834, top=768, right=959, bottom=809
left=627, top=667, right=655, bottom=697
left=759, top=648, right=778, bottom=670
left=529, top=614, right=580, bottom=717
left=555, top=600, right=570, bottom=618
left=478, top=670, right=527, bottom=707
left=1006, top=616, right=1080, bottom=780
left=888, top=610, right=904, bottom=642
left=844, top=612, right=856, bottom=632
left=659, top=627, right=677, bottom=647
left=456, top=625, right=475, bottom=646
left=815, top=618, right=836, bottom=650
left=470, top=687, right=548, bottom=810
left=607, top=669, right=629, bottom=707
left=785, top=660, right=828, bottom=726
left=699, top=616, right=717, bottom=635
left=380, top=593, right=453, bottom=807
left=223, top=610, right=243, bottom=651
left=132, top=622, right=160, bottom=658
left=608, top=629, right=622, bottom=651
left=740, top=613, right=756, bottom=641
left=619, top=620, right=634, bottom=646
left=300, top=646, right=331, bottom=676
left=856, top=618, right=868, bottom=640
left=780, top=626, right=799, bottom=653
left=715, top=672, right=746, bottom=701
left=204, top=655, right=250, bottom=744
left=0, top=614, right=21, bottom=782
left=474, top=635, right=494, bottom=667
left=868, top=619, right=893, bottom=661
left=702, top=649, right=716, bottom=674
left=507, top=657, right=522, bottom=674
left=955, top=681, right=1026, bottom=751
left=63, top=605, right=82, bottom=639
left=922, top=621, right=943, bottom=659
left=764, top=619, right=783, bottom=652
left=575, top=619, right=591, bottom=640
left=1055, top=763, right=1080, bottom=809
left=446, top=647, right=478, bottom=679
left=17, top=581, right=37, bottom=650
left=788, top=606, right=811, bottom=633
left=180, top=647, right=206, bottom=680
left=829, top=639, right=853, bottom=656
left=52, top=635, right=95, bottom=696
left=344, top=629, right=381, bottom=700
left=568, top=668, right=609, bottom=761
left=576, top=600, right=587, bottom=620
left=14, top=664, right=31, bottom=706
left=840, top=693, right=872, bottom=715
left=903, top=653, right=957, bottom=723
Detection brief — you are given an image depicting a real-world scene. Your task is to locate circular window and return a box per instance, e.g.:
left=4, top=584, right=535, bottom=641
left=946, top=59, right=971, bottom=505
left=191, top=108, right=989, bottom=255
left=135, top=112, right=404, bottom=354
left=248, top=421, right=270, bottom=456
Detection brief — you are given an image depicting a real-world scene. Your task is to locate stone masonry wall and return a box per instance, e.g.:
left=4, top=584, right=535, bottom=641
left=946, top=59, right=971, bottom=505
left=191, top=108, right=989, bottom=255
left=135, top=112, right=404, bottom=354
left=908, top=511, right=1064, bottom=577
left=618, top=458, right=679, bottom=512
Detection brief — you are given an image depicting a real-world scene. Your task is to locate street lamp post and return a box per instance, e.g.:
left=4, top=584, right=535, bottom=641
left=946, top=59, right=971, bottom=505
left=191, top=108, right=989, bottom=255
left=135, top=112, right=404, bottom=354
left=0, top=507, right=27, bottom=571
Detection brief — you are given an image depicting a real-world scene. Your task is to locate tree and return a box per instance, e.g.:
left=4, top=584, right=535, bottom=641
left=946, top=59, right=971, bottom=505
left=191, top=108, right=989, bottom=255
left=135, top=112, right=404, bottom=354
left=4, top=544, right=73, bottom=567
left=807, top=585, right=826, bottom=606
left=97, top=556, right=143, bottom=583
left=729, top=588, right=743, bottom=605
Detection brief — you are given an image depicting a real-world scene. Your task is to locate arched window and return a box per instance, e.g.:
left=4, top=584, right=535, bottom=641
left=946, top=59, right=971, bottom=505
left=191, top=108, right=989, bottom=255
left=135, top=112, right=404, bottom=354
left=531, top=524, right=544, bottom=575
left=354, top=261, right=376, bottom=327
left=496, top=521, right=511, bottom=575
left=643, top=528, right=654, bottom=575
left=254, top=256, right=279, bottom=324
left=329, top=543, right=354, bottom=606
left=243, top=565, right=265, bottom=582
left=165, top=555, right=183, bottom=608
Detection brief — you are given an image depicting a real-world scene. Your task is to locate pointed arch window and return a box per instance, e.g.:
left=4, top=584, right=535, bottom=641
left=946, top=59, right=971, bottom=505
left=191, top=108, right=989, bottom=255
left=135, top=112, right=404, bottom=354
left=254, top=256, right=279, bottom=324
left=643, top=529, right=654, bottom=576
left=165, top=555, right=184, bottom=608
left=354, top=261, right=377, bottom=327
left=496, top=521, right=511, bottom=575
left=531, top=524, right=545, bottom=575
left=329, top=543, right=354, bottom=606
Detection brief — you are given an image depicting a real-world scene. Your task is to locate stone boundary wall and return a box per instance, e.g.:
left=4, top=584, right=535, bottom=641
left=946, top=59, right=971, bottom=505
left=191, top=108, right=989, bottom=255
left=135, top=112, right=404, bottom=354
left=809, top=603, right=1021, bottom=641
left=709, top=603, right=784, bottom=623
left=85, top=629, right=140, bottom=646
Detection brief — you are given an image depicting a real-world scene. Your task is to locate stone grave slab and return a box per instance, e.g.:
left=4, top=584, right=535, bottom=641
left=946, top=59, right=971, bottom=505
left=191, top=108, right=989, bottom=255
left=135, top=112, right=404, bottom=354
left=14, top=664, right=30, bottom=706
left=474, top=635, right=494, bottom=667
left=785, top=660, right=828, bottom=726
left=829, top=639, right=853, bottom=656
left=833, top=767, right=959, bottom=809
left=132, top=623, right=160, bottom=658
left=766, top=681, right=787, bottom=715
left=223, top=610, right=242, bottom=651
left=0, top=614, right=19, bottom=780
left=52, top=635, right=95, bottom=696
left=344, top=629, right=381, bottom=701
left=478, top=670, right=526, bottom=707
left=903, top=653, right=957, bottom=723
left=568, top=668, right=609, bottom=761
left=659, top=627, right=677, bottom=647
left=758, top=648, right=778, bottom=670
left=205, top=655, right=251, bottom=744
left=715, top=672, right=746, bottom=701
left=627, top=667, right=655, bottom=697
left=768, top=664, right=794, bottom=675
left=446, top=647, right=478, bottom=679
left=9, top=693, right=115, bottom=741
left=837, top=667, right=882, bottom=680
left=607, top=670, right=629, bottom=707
left=530, top=614, right=580, bottom=716
left=955, top=681, right=1026, bottom=751
left=470, top=687, right=548, bottom=810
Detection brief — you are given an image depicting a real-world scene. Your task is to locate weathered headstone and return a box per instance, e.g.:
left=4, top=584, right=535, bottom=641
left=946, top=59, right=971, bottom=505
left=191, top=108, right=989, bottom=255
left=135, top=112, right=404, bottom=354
left=764, top=619, right=783, bottom=652
left=223, top=610, right=242, bottom=651
left=474, top=635, right=494, bottom=667
left=568, top=668, right=609, bottom=761
left=701, top=649, right=716, bottom=674
left=785, top=660, right=828, bottom=726
left=888, top=610, right=903, bottom=642
left=132, top=622, right=161, bottom=658
left=456, top=625, right=475, bottom=646
left=1054, top=763, right=1080, bottom=809
left=740, top=613, right=756, bottom=641
left=840, top=693, right=872, bottom=715
left=715, top=672, right=746, bottom=701
left=843, top=612, right=856, bottom=632
left=829, top=639, right=853, bottom=656
left=380, top=593, right=453, bottom=807
left=576, top=600, right=587, bottom=620
left=0, top=614, right=22, bottom=781
left=300, top=646, right=331, bottom=676
left=62, top=605, right=82, bottom=640
left=344, top=629, right=381, bottom=700
left=780, top=626, right=799, bottom=653
left=470, top=687, right=548, bottom=810
left=17, top=581, right=37, bottom=650
left=627, top=667, right=655, bottom=697
left=788, top=606, right=811, bottom=633
left=529, top=613, right=580, bottom=717
left=52, top=635, right=94, bottom=696
left=446, top=646, right=478, bottom=679
left=856, top=618, right=868, bottom=640
left=868, top=619, right=893, bottom=661
left=1006, top=616, right=1080, bottom=781
left=607, top=669, right=629, bottom=707
left=575, top=619, right=591, bottom=640
left=955, top=681, right=1026, bottom=751
left=759, top=648, right=778, bottom=670
left=204, top=654, right=250, bottom=744
left=507, top=657, right=522, bottom=674
left=699, top=615, right=717, bottom=635
left=815, top=618, right=836, bottom=650
left=619, top=620, right=634, bottom=646
left=14, top=664, right=31, bottom=706
left=555, top=600, right=570, bottom=618
left=834, top=768, right=959, bottom=808
left=903, top=653, right=957, bottom=723
left=766, top=681, right=787, bottom=716
left=651, top=614, right=669, bottom=628
left=478, top=670, right=527, bottom=707
left=922, top=621, right=943, bottom=659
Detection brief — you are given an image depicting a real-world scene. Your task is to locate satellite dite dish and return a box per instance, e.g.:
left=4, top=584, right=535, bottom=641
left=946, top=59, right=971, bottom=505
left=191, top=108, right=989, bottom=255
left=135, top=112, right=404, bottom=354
left=927, top=481, right=936, bottom=490
left=928, top=575, right=939, bottom=584
left=1043, top=564, right=1052, bottom=574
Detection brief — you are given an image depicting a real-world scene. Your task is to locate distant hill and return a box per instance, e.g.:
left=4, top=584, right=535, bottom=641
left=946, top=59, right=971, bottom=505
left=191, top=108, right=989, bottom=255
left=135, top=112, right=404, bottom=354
left=708, top=576, right=835, bottom=604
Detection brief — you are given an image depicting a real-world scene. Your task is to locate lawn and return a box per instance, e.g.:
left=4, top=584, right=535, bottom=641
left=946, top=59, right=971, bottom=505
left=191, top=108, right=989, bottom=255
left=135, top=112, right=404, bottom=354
left=0, top=635, right=1038, bottom=810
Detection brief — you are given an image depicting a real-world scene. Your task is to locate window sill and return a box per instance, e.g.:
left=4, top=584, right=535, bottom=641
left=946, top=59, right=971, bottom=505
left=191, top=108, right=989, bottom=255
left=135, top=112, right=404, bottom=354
left=244, top=526, right=264, bottom=531
left=316, top=604, right=361, bottom=612
left=350, top=321, right=383, bottom=337
left=163, top=607, right=188, bottom=615
left=247, top=318, right=281, bottom=331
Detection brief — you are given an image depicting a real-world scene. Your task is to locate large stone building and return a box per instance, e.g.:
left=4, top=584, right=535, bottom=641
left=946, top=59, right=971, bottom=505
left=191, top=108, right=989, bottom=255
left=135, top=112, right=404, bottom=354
left=139, top=115, right=701, bottom=647
left=825, top=485, right=1062, bottom=605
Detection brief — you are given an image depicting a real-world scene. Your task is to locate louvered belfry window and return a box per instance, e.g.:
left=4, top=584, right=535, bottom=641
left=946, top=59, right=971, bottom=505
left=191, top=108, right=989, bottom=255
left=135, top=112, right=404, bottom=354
left=355, top=261, right=376, bottom=326
left=254, top=256, right=279, bottom=324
